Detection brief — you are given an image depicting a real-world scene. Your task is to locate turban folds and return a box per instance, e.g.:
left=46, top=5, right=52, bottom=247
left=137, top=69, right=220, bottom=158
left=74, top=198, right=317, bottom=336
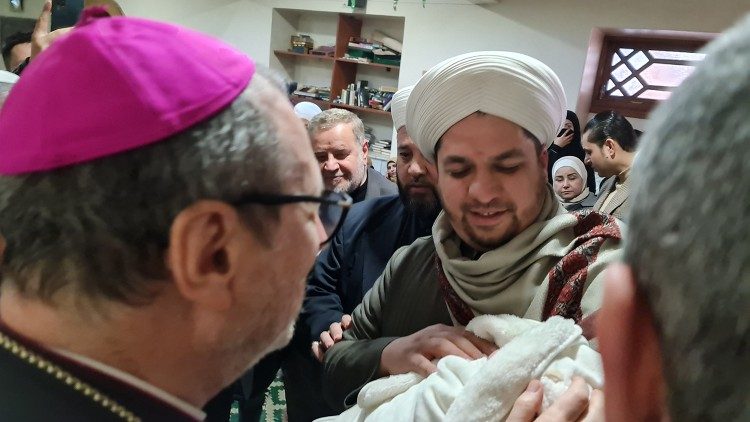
left=390, top=85, right=413, bottom=130
left=407, top=51, right=567, bottom=162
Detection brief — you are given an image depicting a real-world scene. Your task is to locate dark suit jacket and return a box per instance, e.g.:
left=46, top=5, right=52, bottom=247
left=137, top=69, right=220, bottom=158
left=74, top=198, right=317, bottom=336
left=299, top=194, right=437, bottom=345
left=0, top=324, right=199, bottom=422
left=362, top=167, right=398, bottom=202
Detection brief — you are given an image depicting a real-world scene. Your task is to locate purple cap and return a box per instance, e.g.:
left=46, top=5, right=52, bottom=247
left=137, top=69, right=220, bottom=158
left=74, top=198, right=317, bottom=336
left=0, top=8, right=255, bottom=175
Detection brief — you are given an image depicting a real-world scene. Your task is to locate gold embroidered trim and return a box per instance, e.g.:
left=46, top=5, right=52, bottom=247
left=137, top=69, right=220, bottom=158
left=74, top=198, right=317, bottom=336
left=0, top=331, right=141, bottom=422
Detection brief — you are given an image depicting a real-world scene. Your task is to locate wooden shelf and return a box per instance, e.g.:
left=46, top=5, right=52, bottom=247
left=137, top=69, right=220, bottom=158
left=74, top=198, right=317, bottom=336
left=274, top=50, right=335, bottom=62
left=336, top=58, right=400, bottom=70
left=330, top=102, right=391, bottom=116
left=289, top=95, right=331, bottom=109
left=270, top=11, right=403, bottom=138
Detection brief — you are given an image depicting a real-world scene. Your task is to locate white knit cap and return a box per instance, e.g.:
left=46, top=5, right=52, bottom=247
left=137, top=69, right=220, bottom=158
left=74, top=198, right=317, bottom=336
left=552, top=156, right=588, bottom=181
left=406, top=51, right=567, bottom=162
left=390, top=85, right=413, bottom=130
left=293, top=101, right=323, bottom=121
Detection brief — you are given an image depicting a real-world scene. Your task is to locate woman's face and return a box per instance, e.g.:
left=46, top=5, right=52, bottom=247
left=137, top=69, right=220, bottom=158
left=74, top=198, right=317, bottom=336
left=553, top=166, right=585, bottom=200
left=563, top=119, right=574, bottom=133
left=387, top=161, right=397, bottom=178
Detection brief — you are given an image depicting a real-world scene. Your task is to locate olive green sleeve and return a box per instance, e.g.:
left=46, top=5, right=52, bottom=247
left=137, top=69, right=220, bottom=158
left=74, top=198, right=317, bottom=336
left=321, top=245, right=409, bottom=410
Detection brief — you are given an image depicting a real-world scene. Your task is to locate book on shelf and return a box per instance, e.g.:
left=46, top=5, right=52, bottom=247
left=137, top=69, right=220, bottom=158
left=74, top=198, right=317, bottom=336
left=292, top=85, right=331, bottom=101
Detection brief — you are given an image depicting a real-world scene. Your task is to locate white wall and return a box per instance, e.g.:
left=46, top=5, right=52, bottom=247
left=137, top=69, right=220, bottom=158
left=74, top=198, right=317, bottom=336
left=0, top=0, right=45, bottom=19
left=115, top=0, right=749, bottom=130
left=8, top=0, right=749, bottom=129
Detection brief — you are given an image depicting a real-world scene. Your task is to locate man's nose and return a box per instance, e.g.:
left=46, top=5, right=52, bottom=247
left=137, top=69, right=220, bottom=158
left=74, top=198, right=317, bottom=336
left=468, top=171, right=501, bottom=204
left=322, top=155, right=339, bottom=171
left=407, top=160, right=426, bottom=177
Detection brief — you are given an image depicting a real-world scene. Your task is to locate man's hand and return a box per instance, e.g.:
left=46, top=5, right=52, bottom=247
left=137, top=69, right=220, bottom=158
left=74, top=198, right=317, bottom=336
left=379, top=324, right=497, bottom=377
left=31, top=0, right=73, bottom=60
left=506, top=377, right=604, bottom=422
left=311, top=314, right=352, bottom=362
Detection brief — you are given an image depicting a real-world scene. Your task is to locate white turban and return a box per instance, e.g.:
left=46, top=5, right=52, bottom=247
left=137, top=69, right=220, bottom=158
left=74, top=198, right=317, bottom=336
left=406, top=51, right=567, bottom=162
left=294, top=101, right=323, bottom=121
left=552, top=156, right=587, bottom=181
left=390, top=85, right=413, bottom=130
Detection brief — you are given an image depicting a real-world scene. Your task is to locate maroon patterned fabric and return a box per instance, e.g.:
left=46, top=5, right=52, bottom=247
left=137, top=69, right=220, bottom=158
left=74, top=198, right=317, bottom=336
left=436, top=258, right=475, bottom=326
left=436, top=210, right=621, bottom=328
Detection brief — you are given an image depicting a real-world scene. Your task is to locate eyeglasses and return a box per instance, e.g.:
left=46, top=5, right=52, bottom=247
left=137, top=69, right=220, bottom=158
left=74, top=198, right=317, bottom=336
left=232, top=190, right=353, bottom=245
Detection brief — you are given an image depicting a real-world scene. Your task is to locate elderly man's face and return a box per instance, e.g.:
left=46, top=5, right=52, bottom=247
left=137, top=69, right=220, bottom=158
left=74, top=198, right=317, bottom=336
left=312, top=123, right=368, bottom=193
left=436, top=114, right=547, bottom=252
left=553, top=166, right=585, bottom=200
left=396, top=127, right=439, bottom=216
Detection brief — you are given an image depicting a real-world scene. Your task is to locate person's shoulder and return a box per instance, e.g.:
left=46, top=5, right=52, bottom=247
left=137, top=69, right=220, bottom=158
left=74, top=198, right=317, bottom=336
left=343, top=195, right=401, bottom=228
left=367, top=168, right=398, bottom=196
left=351, top=194, right=400, bottom=214
left=0, top=347, right=121, bottom=421
left=390, top=235, right=435, bottom=263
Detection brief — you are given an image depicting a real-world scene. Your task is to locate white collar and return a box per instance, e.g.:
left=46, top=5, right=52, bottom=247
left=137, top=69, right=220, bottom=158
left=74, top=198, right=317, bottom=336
left=53, top=348, right=206, bottom=421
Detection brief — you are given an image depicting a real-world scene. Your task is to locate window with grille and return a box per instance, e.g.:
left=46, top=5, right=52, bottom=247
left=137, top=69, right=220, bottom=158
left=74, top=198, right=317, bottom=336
left=586, top=32, right=714, bottom=119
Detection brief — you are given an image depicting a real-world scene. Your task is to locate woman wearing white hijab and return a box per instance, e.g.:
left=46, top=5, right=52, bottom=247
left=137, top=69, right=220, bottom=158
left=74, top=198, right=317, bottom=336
left=552, top=156, right=597, bottom=211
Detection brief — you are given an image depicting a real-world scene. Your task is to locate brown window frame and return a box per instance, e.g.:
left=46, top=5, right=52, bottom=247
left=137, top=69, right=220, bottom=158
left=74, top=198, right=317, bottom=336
left=578, top=29, right=715, bottom=119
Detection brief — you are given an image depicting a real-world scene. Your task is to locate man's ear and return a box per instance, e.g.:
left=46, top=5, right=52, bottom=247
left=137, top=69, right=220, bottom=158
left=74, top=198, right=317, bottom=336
left=599, top=263, right=667, bottom=422
left=538, top=147, right=549, bottom=174
left=166, top=200, right=245, bottom=312
left=604, top=138, right=618, bottom=157
left=361, top=140, right=369, bottom=159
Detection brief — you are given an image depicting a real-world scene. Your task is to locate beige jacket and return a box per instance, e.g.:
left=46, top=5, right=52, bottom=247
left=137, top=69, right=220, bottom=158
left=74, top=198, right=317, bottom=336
left=593, top=175, right=631, bottom=221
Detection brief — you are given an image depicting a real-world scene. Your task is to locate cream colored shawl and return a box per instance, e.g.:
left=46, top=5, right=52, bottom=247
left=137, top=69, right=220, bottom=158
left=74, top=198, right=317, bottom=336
left=432, top=185, right=619, bottom=320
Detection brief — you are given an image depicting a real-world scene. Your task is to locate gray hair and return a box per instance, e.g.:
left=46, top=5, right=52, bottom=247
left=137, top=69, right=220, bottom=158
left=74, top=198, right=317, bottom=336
left=308, top=108, right=366, bottom=145
left=0, top=72, right=293, bottom=306
left=624, top=15, right=750, bottom=421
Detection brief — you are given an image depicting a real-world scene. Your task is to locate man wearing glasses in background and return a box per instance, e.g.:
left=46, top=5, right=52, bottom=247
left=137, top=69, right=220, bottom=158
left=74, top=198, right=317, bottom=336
left=0, top=11, right=351, bottom=421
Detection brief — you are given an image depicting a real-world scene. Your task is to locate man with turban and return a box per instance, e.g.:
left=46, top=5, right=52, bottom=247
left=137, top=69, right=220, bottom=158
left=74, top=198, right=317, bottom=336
left=0, top=8, right=339, bottom=420
left=320, top=51, right=623, bottom=410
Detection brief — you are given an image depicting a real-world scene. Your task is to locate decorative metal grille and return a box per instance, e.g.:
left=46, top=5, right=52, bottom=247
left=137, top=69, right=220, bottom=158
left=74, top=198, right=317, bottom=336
left=601, top=48, right=706, bottom=102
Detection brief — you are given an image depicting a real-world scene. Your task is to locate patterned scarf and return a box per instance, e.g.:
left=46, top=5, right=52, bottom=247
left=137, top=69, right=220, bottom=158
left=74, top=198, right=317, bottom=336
left=437, top=209, right=622, bottom=326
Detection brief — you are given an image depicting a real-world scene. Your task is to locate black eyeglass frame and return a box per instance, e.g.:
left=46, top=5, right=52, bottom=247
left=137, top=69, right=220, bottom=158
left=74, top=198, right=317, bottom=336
left=230, top=190, right=352, bottom=245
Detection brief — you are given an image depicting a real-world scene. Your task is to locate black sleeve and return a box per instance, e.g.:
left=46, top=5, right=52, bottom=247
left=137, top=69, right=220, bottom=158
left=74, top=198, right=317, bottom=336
left=298, top=232, right=347, bottom=346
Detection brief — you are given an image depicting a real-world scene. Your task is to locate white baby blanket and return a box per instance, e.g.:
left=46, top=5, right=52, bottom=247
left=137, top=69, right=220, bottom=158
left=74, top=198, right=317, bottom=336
left=317, top=315, right=602, bottom=422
